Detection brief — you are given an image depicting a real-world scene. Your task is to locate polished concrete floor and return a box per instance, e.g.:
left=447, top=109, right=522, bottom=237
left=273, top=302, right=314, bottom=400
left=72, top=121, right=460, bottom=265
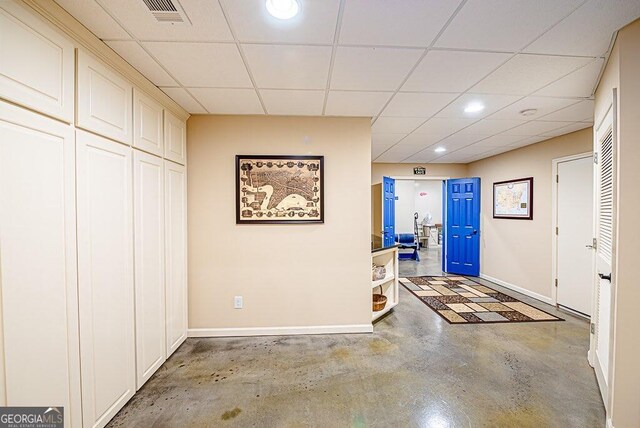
left=108, top=247, right=604, bottom=427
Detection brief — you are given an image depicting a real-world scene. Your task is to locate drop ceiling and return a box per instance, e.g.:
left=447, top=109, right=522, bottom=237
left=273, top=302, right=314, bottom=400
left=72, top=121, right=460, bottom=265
left=54, top=0, right=640, bottom=163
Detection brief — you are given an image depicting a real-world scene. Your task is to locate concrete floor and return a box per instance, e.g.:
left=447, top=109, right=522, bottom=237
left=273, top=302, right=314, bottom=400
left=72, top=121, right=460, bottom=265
left=108, top=247, right=605, bottom=427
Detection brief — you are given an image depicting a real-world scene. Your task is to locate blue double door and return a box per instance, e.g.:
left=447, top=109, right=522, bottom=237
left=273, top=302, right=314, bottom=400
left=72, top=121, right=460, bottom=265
left=380, top=176, right=480, bottom=276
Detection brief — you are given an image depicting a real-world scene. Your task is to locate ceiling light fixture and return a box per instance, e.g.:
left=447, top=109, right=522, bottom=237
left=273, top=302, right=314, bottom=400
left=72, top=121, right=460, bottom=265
left=266, top=0, right=299, bottom=19
left=519, top=108, right=538, bottom=117
left=464, top=102, right=485, bottom=114
left=434, top=147, right=446, bottom=153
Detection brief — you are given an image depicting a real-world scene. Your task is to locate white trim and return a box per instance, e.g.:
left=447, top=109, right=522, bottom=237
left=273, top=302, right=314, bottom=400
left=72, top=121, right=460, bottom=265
left=480, top=274, right=554, bottom=305
left=606, top=417, right=614, bottom=428
left=551, top=152, right=593, bottom=306
left=390, top=175, right=449, bottom=181
left=188, top=324, right=373, bottom=338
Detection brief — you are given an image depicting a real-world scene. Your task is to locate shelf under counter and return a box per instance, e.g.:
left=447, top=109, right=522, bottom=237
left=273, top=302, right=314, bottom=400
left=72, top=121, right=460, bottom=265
left=371, top=245, right=399, bottom=323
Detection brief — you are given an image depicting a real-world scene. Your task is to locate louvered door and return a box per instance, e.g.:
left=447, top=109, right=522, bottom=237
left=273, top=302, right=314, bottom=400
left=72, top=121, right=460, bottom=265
left=592, top=104, right=615, bottom=409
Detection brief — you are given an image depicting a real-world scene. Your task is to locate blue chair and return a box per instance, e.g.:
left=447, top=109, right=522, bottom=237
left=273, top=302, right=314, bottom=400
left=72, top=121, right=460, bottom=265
left=396, top=233, right=420, bottom=261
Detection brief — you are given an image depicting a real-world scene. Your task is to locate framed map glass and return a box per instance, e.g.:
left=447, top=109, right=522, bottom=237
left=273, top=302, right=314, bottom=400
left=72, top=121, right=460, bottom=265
left=236, top=155, right=324, bottom=224
left=493, top=177, right=533, bottom=220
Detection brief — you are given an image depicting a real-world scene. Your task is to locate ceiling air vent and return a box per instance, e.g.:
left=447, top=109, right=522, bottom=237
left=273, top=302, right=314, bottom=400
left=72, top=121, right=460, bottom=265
left=142, top=0, right=190, bottom=24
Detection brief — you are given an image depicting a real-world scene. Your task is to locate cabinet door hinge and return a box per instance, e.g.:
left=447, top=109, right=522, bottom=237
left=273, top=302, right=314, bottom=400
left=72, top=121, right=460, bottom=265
left=594, top=152, right=598, bottom=164
left=555, top=278, right=558, bottom=287
left=556, top=227, right=559, bottom=235
left=590, top=323, right=595, bottom=334
left=556, top=174, right=559, bottom=183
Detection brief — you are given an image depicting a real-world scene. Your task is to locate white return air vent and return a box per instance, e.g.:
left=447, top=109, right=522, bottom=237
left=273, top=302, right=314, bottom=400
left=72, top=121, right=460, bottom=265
left=141, top=0, right=190, bottom=24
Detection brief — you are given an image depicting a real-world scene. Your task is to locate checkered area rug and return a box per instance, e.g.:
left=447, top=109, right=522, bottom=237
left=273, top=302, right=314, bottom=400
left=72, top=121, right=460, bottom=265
left=400, top=276, right=563, bottom=324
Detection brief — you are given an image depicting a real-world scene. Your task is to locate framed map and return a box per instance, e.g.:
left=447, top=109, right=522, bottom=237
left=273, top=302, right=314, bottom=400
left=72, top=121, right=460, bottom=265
left=493, top=177, right=533, bottom=220
left=236, top=155, right=324, bottom=224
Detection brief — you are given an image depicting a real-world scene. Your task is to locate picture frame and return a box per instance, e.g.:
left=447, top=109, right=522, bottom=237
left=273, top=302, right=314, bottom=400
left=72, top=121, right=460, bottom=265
left=493, top=177, right=534, bottom=220
left=235, top=155, right=324, bottom=224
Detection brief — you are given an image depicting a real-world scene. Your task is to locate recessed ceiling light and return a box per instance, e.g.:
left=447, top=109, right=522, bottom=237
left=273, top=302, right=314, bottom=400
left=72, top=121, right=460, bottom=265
left=519, top=108, right=538, bottom=117
left=434, top=147, right=446, bottom=153
left=464, top=102, right=485, bottom=114
left=266, top=0, right=299, bottom=19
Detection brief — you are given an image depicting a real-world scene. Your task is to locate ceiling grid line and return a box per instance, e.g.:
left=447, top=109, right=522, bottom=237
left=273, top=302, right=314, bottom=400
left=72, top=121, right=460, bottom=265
left=321, top=0, right=346, bottom=116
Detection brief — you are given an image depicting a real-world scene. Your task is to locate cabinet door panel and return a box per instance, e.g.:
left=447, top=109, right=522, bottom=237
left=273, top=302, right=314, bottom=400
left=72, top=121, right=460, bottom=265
left=0, top=101, right=80, bottom=426
left=163, top=111, right=186, bottom=165
left=165, top=160, right=187, bottom=355
left=76, top=130, right=134, bottom=428
left=0, top=1, right=75, bottom=122
left=134, top=150, right=166, bottom=388
left=77, top=50, right=132, bottom=144
left=134, top=89, right=163, bottom=156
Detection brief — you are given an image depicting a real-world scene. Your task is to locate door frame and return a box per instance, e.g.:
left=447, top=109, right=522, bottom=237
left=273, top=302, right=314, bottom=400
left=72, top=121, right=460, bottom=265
left=550, top=151, right=593, bottom=308
left=588, top=97, right=617, bottom=414
left=390, top=176, right=449, bottom=268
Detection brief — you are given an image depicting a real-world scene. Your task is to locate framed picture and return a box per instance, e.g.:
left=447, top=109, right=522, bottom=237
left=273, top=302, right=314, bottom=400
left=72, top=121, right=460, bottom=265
left=236, top=155, right=324, bottom=224
left=493, top=177, right=533, bottom=220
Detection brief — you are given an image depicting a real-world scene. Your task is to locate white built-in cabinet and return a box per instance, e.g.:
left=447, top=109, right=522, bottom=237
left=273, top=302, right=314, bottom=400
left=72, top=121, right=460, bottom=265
left=0, top=1, right=75, bottom=123
left=134, top=89, right=164, bottom=157
left=164, top=110, right=187, bottom=165
left=76, top=130, right=136, bottom=428
left=134, top=150, right=167, bottom=389
left=77, top=50, right=133, bottom=145
left=0, top=2, right=189, bottom=427
left=165, top=160, right=188, bottom=354
left=0, top=101, right=81, bottom=427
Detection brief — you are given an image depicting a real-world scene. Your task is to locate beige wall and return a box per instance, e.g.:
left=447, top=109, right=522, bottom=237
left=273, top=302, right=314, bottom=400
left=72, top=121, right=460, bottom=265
left=599, top=19, right=640, bottom=428
left=467, top=128, right=593, bottom=301
left=371, top=162, right=467, bottom=184
left=187, top=116, right=372, bottom=331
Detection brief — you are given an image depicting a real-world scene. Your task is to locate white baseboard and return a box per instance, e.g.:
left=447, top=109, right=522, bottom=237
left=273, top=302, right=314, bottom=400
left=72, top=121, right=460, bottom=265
left=479, top=273, right=554, bottom=305
left=188, top=324, right=373, bottom=338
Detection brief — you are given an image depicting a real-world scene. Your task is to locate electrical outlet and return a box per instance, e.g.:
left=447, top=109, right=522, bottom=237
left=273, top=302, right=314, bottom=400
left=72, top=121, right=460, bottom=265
left=234, top=296, right=243, bottom=309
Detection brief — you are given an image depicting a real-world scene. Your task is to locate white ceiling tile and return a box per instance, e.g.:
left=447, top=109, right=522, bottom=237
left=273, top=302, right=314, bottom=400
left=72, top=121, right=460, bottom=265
left=489, top=96, right=579, bottom=120
left=242, top=44, right=331, bottom=90
left=106, top=41, right=176, bottom=86
left=524, top=0, right=640, bottom=56
left=224, top=0, right=340, bottom=44
left=144, top=42, right=251, bottom=87
left=457, top=119, right=527, bottom=135
left=372, top=143, right=395, bottom=159
left=160, top=87, right=207, bottom=114
left=325, top=91, right=393, bottom=116
left=190, top=88, right=264, bottom=114
left=435, top=0, right=583, bottom=51
left=535, top=59, right=604, bottom=98
left=402, top=50, right=511, bottom=92
left=375, top=144, right=422, bottom=162
left=55, top=0, right=130, bottom=39
left=339, top=0, right=463, bottom=47
left=472, top=54, right=593, bottom=95
left=98, top=0, right=232, bottom=41
left=454, top=145, right=498, bottom=155
left=372, top=134, right=406, bottom=146
left=381, top=92, right=459, bottom=117
left=397, top=133, right=447, bottom=148
left=471, top=134, right=528, bottom=148
left=330, top=47, right=423, bottom=91
left=403, top=152, right=440, bottom=163
left=538, top=99, right=595, bottom=122
left=414, top=117, right=476, bottom=135
left=430, top=133, right=489, bottom=152
left=436, top=93, right=521, bottom=119
left=539, top=121, right=592, bottom=138
left=260, top=90, right=324, bottom=115
left=508, top=136, right=548, bottom=148
left=371, top=117, right=426, bottom=133
left=502, top=120, right=574, bottom=136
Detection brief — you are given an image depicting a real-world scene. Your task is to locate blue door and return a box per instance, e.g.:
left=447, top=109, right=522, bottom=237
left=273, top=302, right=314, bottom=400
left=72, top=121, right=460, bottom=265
left=382, top=176, right=395, bottom=247
left=446, top=178, right=480, bottom=276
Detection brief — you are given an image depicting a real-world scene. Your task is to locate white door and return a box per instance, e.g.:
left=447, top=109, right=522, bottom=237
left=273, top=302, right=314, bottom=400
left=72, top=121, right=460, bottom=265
left=0, top=101, right=81, bottom=427
left=134, top=149, right=166, bottom=389
left=591, top=105, right=615, bottom=408
left=556, top=155, right=594, bottom=315
left=76, top=130, right=135, bottom=428
left=165, top=160, right=187, bottom=356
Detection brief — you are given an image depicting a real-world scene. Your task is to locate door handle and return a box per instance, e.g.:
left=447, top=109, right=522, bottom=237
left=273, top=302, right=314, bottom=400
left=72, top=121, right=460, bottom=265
left=598, top=273, right=612, bottom=282
left=469, top=230, right=478, bottom=235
